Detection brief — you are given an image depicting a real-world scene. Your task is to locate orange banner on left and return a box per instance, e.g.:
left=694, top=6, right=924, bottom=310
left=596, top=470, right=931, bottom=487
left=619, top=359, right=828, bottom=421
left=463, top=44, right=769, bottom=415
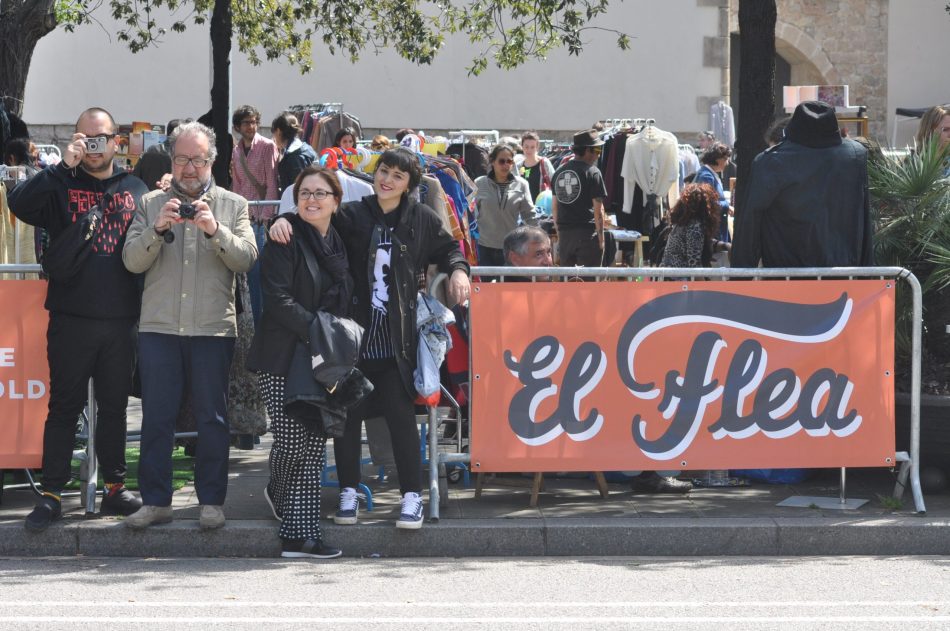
left=0, top=281, right=49, bottom=469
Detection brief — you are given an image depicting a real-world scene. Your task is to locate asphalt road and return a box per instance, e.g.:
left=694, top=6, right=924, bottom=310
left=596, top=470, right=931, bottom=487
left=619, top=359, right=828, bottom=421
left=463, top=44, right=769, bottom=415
left=2, top=556, right=950, bottom=630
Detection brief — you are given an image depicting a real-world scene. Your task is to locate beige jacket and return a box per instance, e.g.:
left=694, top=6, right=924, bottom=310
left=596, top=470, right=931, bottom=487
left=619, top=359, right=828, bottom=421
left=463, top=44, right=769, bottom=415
left=122, top=185, right=258, bottom=337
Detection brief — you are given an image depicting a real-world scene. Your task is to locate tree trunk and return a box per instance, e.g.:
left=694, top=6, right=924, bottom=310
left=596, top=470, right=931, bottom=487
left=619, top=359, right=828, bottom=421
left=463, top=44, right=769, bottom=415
left=209, top=0, right=232, bottom=187
left=734, top=0, right=776, bottom=211
left=0, top=0, right=57, bottom=117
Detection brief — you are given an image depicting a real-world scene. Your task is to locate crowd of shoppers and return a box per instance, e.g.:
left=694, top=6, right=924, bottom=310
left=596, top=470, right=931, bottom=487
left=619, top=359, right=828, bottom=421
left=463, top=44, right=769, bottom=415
left=7, top=98, right=947, bottom=557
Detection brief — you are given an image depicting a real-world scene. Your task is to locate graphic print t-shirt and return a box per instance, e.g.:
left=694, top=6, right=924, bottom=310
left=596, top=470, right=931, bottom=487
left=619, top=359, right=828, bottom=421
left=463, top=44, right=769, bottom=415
left=362, top=209, right=402, bottom=360
left=552, top=159, right=607, bottom=227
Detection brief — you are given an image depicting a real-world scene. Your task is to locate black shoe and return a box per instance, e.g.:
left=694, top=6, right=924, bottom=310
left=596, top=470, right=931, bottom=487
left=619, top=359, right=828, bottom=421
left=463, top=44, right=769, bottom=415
left=263, top=484, right=282, bottom=521
left=630, top=472, right=693, bottom=494
left=25, top=495, right=62, bottom=533
left=100, top=486, right=143, bottom=516
left=280, top=539, right=342, bottom=559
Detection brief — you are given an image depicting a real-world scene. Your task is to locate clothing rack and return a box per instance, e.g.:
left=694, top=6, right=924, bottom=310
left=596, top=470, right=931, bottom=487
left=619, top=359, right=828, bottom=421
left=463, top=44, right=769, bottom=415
left=448, top=130, right=499, bottom=147
left=287, top=102, right=345, bottom=126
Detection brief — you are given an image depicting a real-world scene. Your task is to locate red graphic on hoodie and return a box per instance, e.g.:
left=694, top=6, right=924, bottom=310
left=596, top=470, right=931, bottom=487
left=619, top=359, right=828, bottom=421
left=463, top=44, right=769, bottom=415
left=67, top=189, right=136, bottom=254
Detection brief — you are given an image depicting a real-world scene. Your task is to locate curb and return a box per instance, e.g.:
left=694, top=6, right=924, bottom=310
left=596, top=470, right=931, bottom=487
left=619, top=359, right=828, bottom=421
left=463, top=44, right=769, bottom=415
left=3, top=517, right=950, bottom=558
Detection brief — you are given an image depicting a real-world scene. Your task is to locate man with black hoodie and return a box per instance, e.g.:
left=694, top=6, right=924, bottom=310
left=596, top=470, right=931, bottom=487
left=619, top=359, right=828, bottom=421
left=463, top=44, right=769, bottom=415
left=8, top=107, right=146, bottom=532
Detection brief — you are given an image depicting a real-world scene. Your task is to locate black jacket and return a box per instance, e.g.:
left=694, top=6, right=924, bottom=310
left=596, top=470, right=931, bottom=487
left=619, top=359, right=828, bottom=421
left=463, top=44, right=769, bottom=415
left=247, top=213, right=336, bottom=376
left=277, top=141, right=317, bottom=194
left=732, top=138, right=872, bottom=268
left=7, top=161, right=148, bottom=318
left=335, top=194, right=469, bottom=396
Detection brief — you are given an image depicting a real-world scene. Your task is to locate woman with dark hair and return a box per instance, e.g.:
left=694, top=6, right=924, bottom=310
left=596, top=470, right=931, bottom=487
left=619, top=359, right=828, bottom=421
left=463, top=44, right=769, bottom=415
left=333, top=127, right=357, bottom=151
left=695, top=142, right=733, bottom=243
left=272, top=113, right=317, bottom=193
left=2, top=137, right=37, bottom=175
left=660, top=183, right=728, bottom=269
left=473, top=144, right=538, bottom=267
left=515, top=131, right=555, bottom=202
left=247, top=165, right=350, bottom=559
left=268, top=147, right=470, bottom=530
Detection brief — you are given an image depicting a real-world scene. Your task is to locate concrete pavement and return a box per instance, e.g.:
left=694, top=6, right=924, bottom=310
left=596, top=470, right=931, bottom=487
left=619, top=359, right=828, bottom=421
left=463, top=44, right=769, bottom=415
left=2, top=399, right=948, bottom=557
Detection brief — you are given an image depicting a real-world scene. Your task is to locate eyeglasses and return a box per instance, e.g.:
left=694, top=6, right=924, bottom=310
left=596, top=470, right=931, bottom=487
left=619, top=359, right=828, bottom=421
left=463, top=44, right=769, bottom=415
left=173, top=156, right=212, bottom=167
left=496, top=158, right=515, bottom=165
left=298, top=190, right=335, bottom=201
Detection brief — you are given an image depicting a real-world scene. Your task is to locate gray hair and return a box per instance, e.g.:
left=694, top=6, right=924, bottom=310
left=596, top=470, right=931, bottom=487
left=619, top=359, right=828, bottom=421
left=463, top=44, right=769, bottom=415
left=503, top=226, right=550, bottom=264
left=169, top=121, right=218, bottom=162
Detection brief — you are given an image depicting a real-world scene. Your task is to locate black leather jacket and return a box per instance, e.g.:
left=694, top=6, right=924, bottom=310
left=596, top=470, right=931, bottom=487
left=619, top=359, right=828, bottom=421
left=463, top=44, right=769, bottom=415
left=732, top=138, right=873, bottom=268
left=246, top=213, right=337, bottom=376
left=335, top=194, right=469, bottom=396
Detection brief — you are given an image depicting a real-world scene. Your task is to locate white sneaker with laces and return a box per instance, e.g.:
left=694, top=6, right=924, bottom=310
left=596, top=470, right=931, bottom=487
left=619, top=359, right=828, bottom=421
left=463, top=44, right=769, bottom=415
left=334, top=487, right=359, bottom=525
left=396, top=492, right=424, bottom=530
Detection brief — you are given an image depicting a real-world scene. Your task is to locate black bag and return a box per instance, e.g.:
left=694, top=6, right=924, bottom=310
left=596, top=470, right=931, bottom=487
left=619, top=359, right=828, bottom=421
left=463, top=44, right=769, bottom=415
left=646, top=218, right=673, bottom=267
left=41, top=205, right=104, bottom=283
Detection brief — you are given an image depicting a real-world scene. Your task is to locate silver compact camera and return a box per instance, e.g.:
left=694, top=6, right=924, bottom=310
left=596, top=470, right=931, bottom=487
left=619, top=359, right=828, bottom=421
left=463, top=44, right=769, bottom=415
left=84, top=135, right=109, bottom=153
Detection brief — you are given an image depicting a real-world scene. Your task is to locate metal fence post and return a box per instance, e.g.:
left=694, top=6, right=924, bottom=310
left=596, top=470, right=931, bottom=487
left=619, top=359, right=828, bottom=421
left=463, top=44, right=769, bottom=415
left=82, top=380, right=98, bottom=514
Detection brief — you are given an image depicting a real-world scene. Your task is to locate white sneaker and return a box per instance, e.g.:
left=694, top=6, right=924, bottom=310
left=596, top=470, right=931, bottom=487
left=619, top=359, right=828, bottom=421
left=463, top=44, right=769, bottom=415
left=333, top=487, right=359, bottom=525
left=396, top=492, right=424, bottom=530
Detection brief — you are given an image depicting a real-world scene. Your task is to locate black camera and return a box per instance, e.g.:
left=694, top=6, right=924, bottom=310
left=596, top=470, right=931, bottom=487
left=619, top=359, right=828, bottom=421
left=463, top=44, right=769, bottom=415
left=178, top=203, right=197, bottom=220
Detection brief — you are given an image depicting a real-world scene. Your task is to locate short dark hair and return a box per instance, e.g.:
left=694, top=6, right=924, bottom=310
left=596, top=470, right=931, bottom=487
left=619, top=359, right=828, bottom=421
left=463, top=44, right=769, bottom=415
left=765, top=115, right=790, bottom=146
left=232, top=105, right=261, bottom=129
left=3, top=138, right=33, bottom=167
left=700, top=142, right=732, bottom=166
left=521, top=131, right=540, bottom=144
left=375, top=147, right=422, bottom=191
left=293, top=165, right=343, bottom=206
left=504, top=226, right=550, bottom=264
left=333, top=127, right=357, bottom=146
left=75, top=107, right=116, bottom=134
left=489, top=143, right=514, bottom=163
left=271, top=112, right=301, bottom=141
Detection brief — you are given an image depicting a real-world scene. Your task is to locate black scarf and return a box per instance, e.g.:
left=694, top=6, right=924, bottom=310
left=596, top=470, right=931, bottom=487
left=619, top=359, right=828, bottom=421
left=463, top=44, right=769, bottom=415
left=296, top=215, right=353, bottom=318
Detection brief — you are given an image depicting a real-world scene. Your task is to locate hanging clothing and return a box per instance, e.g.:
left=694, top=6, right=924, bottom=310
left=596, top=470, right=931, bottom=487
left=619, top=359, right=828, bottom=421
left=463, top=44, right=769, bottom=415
left=621, top=126, right=680, bottom=216
left=709, top=101, right=736, bottom=147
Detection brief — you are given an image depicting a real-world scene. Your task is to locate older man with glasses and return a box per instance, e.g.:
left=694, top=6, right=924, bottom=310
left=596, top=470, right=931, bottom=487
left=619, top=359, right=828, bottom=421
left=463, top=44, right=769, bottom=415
left=122, top=121, right=258, bottom=530
left=9, top=107, right=149, bottom=532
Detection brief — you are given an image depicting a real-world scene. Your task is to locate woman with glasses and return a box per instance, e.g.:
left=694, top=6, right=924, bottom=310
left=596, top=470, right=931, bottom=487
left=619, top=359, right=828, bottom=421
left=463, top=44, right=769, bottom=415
left=267, top=147, right=470, bottom=530
left=247, top=165, right=351, bottom=559
left=473, top=144, right=539, bottom=267
left=271, top=113, right=317, bottom=194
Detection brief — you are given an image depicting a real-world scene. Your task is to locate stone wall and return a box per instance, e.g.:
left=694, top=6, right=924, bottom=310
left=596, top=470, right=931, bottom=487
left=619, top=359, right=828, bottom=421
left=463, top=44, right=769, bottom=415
left=729, top=0, right=889, bottom=139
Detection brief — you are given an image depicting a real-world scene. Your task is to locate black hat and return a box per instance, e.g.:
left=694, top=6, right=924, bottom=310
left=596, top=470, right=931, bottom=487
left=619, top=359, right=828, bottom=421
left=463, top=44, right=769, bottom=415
left=572, top=129, right=605, bottom=148
left=785, top=101, right=842, bottom=148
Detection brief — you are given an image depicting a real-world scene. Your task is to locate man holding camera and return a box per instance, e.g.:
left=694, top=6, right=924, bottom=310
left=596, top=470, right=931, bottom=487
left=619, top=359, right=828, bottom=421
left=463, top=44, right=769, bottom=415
left=122, top=121, right=258, bottom=530
left=8, top=107, right=147, bottom=532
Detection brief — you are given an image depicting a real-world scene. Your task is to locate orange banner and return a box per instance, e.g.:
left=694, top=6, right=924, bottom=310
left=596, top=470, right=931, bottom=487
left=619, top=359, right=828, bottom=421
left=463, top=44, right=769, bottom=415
left=0, top=281, right=50, bottom=469
left=470, top=281, right=895, bottom=472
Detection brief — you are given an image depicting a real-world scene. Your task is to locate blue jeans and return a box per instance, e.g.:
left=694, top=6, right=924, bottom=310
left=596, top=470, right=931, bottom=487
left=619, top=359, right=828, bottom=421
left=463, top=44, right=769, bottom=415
left=137, top=333, right=235, bottom=506
left=246, top=223, right=267, bottom=325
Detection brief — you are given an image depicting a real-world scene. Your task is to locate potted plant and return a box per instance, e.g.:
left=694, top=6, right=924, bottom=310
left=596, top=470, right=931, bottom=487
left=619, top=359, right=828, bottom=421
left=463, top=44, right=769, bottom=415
left=869, top=135, right=950, bottom=465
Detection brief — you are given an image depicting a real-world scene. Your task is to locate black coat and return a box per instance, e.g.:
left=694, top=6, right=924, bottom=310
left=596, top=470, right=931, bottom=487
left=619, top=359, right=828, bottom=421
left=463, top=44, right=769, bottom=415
left=246, top=213, right=335, bottom=376
left=277, top=141, right=317, bottom=194
left=334, top=194, right=469, bottom=396
left=731, top=138, right=873, bottom=268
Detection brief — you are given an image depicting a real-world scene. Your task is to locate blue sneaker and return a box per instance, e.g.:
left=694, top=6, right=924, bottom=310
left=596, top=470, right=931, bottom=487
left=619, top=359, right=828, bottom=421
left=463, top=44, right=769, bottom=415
left=396, top=492, right=424, bottom=530
left=333, top=487, right=359, bottom=525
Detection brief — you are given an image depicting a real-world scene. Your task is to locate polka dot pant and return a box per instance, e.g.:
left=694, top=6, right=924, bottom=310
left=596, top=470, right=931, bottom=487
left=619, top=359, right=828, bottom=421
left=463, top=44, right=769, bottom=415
left=260, top=372, right=326, bottom=542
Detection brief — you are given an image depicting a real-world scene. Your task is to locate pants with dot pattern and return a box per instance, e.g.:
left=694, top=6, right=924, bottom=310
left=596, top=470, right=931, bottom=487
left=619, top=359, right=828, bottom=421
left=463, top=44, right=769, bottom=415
left=260, top=373, right=326, bottom=542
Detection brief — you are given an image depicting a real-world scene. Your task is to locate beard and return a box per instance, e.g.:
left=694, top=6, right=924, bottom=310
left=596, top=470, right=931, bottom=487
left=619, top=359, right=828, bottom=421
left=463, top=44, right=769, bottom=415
left=173, top=174, right=211, bottom=197
left=82, top=154, right=114, bottom=174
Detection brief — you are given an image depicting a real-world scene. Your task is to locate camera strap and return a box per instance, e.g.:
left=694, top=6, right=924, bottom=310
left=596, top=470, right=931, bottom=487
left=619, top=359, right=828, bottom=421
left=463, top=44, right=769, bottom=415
left=236, top=148, right=267, bottom=200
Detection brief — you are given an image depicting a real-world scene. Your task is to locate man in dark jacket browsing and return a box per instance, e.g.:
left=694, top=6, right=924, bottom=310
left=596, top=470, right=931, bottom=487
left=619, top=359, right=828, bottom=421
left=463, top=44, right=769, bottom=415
left=731, top=100, right=873, bottom=268
left=9, top=107, right=147, bottom=532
